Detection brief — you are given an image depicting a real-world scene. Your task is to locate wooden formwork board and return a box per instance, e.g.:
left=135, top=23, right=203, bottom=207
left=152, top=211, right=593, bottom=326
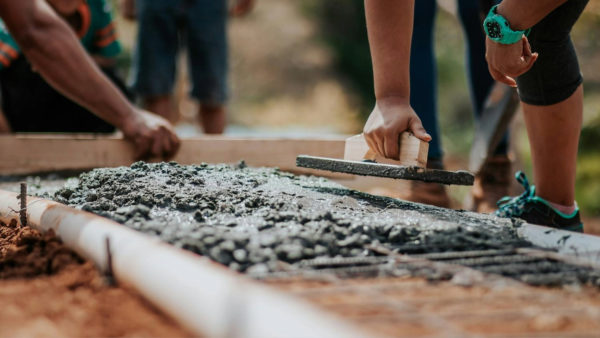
left=0, top=134, right=349, bottom=177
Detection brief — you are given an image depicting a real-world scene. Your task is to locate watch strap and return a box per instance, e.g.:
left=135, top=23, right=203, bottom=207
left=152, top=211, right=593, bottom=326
left=484, top=5, right=529, bottom=45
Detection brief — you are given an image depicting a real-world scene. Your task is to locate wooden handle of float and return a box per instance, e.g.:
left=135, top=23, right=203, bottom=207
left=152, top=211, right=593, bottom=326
left=343, top=132, right=428, bottom=168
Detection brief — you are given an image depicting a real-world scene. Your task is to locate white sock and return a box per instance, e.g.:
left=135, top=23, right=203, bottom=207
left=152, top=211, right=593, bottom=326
left=548, top=201, right=577, bottom=216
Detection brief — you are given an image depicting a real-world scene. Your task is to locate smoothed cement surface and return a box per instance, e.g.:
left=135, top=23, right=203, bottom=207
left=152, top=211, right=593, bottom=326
left=53, top=162, right=524, bottom=275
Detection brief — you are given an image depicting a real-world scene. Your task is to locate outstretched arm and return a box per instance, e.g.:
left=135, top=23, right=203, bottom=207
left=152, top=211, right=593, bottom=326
left=363, top=0, right=430, bottom=160
left=0, top=0, right=179, bottom=159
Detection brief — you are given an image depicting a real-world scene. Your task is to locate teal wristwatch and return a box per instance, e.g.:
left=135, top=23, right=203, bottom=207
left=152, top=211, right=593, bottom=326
left=483, top=5, right=530, bottom=45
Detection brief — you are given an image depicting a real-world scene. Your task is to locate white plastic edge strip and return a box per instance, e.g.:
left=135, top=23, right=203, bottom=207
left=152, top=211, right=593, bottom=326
left=518, top=223, right=600, bottom=267
left=0, top=189, right=370, bottom=338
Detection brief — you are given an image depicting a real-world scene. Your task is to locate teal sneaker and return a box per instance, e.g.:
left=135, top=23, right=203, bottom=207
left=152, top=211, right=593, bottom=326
left=495, top=171, right=583, bottom=233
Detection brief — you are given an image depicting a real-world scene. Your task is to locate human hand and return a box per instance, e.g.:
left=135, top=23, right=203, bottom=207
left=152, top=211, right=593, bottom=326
left=229, top=0, right=255, bottom=17
left=120, top=0, right=136, bottom=20
left=485, top=36, right=538, bottom=87
left=121, top=109, right=181, bottom=160
left=363, top=97, right=431, bottom=160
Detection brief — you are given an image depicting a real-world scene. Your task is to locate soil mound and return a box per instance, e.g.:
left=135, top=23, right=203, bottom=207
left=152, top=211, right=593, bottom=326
left=0, top=219, right=191, bottom=336
left=0, top=219, right=83, bottom=278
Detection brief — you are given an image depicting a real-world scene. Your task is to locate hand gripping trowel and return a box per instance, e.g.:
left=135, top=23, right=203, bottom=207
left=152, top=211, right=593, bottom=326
left=296, top=132, right=474, bottom=185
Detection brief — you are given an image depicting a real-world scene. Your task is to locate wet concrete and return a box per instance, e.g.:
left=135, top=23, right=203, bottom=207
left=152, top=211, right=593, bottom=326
left=296, top=155, right=474, bottom=185
left=53, top=162, right=525, bottom=275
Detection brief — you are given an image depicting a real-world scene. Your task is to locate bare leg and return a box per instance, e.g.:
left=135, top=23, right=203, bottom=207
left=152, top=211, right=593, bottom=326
left=143, top=95, right=176, bottom=123
left=199, top=103, right=226, bottom=134
left=522, top=85, right=583, bottom=206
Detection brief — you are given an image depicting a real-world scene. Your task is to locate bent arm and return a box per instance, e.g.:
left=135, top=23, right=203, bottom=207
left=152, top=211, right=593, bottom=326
left=0, top=0, right=136, bottom=133
left=364, top=0, right=414, bottom=102
left=497, top=0, right=568, bottom=30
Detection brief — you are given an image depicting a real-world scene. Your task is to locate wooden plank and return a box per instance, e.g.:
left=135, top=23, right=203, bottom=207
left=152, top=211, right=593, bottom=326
left=0, top=134, right=349, bottom=176
left=344, top=132, right=428, bottom=168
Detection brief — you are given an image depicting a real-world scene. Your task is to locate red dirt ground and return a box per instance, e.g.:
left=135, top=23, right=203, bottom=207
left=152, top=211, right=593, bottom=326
left=0, top=219, right=192, bottom=337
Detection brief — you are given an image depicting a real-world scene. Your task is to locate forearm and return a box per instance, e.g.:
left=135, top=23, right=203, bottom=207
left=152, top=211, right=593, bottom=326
left=364, top=0, right=414, bottom=101
left=1, top=0, right=136, bottom=131
left=497, top=0, right=568, bottom=30
left=92, top=55, right=117, bottom=68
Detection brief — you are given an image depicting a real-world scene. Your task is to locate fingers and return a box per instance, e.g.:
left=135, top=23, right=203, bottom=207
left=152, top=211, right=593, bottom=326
left=167, top=130, right=181, bottom=159
left=409, top=118, right=432, bottom=142
left=147, top=127, right=180, bottom=160
left=363, top=129, right=384, bottom=158
left=363, top=132, right=377, bottom=157
left=522, top=37, right=532, bottom=57
left=133, top=136, right=151, bottom=161
left=131, top=130, right=175, bottom=161
left=489, top=54, right=535, bottom=86
left=511, top=37, right=537, bottom=77
left=486, top=36, right=538, bottom=85
left=372, top=132, right=385, bottom=158
left=160, top=127, right=180, bottom=160
left=520, top=54, right=538, bottom=76
left=151, top=133, right=164, bottom=158
left=488, top=64, right=517, bottom=87
left=383, top=130, right=399, bottom=160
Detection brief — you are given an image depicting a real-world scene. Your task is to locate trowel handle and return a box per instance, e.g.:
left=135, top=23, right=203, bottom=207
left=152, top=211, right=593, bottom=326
left=344, top=132, right=428, bottom=168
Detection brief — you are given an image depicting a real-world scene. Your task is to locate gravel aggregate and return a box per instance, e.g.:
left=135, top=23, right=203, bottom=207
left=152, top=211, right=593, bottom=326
left=54, top=162, right=528, bottom=273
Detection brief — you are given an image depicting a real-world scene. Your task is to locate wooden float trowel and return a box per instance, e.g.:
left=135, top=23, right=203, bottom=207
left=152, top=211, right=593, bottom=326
left=296, top=132, right=474, bottom=185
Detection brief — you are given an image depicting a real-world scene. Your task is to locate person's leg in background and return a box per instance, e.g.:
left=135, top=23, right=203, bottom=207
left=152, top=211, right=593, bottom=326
left=402, top=0, right=452, bottom=208
left=410, top=0, right=441, bottom=163
left=458, top=0, right=512, bottom=212
left=131, top=0, right=180, bottom=123
left=185, top=0, right=228, bottom=134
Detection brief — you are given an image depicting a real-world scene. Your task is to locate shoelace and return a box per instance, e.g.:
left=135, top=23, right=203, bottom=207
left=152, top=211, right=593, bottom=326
left=495, top=171, right=535, bottom=218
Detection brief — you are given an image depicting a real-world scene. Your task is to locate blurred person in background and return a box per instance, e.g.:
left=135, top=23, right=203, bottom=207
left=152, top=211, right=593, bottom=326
left=403, top=0, right=511, bottom=211
left=121, top=0, right=255, bottom=134
left=0, top=0, right=179, bottom=159
left=0, top=0, right=130, bottom=133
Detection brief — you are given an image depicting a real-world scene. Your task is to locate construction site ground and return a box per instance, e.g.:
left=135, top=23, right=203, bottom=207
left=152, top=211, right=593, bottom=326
left=0, top=220, right=192, bottom=337
left=2, top=163, right=600, bottom=337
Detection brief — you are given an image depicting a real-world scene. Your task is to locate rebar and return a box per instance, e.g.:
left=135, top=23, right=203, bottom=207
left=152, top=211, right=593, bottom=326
left=19, top=182, right=27, bottom=226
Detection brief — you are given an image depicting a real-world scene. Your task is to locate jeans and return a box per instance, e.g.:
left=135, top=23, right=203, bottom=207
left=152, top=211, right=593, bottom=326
left=410, top=0, right=508, bottom=161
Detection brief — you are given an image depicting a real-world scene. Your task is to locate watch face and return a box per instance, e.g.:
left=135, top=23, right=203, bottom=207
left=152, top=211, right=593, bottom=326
left=486, top=21, right=503, bottom=39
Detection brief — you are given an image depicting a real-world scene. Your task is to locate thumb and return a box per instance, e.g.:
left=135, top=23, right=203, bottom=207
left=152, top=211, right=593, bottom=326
left=409, top=118, right=432, bottom=142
